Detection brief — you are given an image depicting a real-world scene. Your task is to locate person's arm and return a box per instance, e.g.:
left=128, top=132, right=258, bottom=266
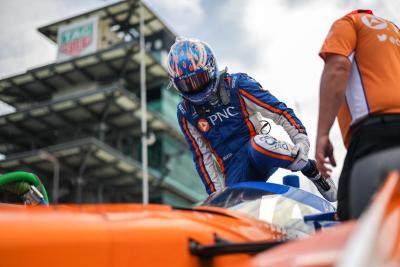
left=238, top=74, right=308, bottom=141
left=316, top=54, right=351, bottom=177
left=317, top=14, right=357, bottom=177
left=238, top=74, right=310, bottom=170
left=177, top=104, right=223, bottom=194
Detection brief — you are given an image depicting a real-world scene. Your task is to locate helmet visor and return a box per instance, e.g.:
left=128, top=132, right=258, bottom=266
left=173, top=69, right=211, bottom=95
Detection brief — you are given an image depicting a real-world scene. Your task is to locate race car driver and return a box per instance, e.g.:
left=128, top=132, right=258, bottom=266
left=168, top=37, right=337, bottom=202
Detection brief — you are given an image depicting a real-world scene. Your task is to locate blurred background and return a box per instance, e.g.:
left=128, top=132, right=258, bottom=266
left=0, top=0, right=398, bottom=205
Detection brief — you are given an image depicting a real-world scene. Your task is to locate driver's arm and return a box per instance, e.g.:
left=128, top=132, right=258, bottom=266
left=237, top=74, right=310, bottom=149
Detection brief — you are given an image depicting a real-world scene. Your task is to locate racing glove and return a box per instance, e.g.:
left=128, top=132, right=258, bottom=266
left=288, top=133, right=310, bottom=171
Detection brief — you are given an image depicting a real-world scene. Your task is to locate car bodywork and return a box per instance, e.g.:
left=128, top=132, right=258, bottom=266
left=0, top=181, right=336, bottom=267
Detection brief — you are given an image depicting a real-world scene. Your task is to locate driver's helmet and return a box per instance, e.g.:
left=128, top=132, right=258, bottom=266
left=167, top=37, right=219, bottom=105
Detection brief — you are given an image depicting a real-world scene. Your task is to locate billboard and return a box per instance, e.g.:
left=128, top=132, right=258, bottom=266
left=57, top=17, right=98, bottom=61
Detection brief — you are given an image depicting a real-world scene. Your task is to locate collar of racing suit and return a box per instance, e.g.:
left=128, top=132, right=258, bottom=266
left=189, top=68, right=230, bottom=118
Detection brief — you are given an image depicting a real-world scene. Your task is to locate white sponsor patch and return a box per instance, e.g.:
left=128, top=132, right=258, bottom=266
left=254, top=135, right=294, bottom=157
left=361, top=15, right=387, bottom=30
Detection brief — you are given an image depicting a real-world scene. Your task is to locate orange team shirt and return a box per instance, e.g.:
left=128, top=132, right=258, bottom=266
left=319, top=10, right=400, bottom=148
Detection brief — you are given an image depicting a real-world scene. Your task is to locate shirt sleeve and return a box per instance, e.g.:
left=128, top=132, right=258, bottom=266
left=177, top=104, right=223, bottom=195
left=319, top=16, right=357, bottom=61
left=237, top=74, right=307, bottom=142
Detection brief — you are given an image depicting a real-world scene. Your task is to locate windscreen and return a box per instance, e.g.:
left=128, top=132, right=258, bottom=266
left=202, top=187, right=333, bottom=232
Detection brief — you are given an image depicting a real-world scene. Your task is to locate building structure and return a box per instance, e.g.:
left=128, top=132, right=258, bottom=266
left=0, top=0, right=206, bottom=205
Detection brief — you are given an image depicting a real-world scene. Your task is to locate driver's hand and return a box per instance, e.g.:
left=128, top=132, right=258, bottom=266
left=288, top=143, right=308, bottom=171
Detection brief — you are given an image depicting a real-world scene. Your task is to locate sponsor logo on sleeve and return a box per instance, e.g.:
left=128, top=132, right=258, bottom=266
left=178, top=104, right=186, bottom=114
left=192, top=108, right=198, bottom=118
left=231, top=76, right=237, bottom=88
left=198, top=119, right=210, bottom=132
left=222, top=153, right=233, bottom=161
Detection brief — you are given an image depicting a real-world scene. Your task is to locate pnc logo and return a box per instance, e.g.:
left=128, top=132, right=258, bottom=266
left=198, top=119, right=210, bottom=132
left=208, top=106, right=239, bottom=126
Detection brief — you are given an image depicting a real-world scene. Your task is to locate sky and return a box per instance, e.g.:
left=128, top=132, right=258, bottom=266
left=0, top=0, right=399, bottom=195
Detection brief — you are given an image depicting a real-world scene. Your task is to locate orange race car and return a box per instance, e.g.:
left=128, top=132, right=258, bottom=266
left=0, top=171, right=336, bottom=267
left=2, top=146, right=398, bottom=267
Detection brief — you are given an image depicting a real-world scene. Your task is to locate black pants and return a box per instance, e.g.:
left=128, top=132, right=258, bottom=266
left=337, top=116, right=400, bottom=221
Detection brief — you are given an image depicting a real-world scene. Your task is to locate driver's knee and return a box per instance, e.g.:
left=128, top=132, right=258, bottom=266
left=250, top=134, right=296, bottom=168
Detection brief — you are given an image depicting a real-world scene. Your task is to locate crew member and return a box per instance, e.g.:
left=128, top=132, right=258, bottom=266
left=316, top=10, right=400, bottom=219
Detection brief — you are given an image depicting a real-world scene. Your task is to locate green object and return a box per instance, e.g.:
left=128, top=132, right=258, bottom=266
left=0, top=171, right=49, bottom=204
left=0, top=182, right=30, bottom=195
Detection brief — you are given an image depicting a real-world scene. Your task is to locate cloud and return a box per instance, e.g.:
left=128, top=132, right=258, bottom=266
left=146, top=0, right=205, bottom=32
left=0, top=0, right=118, bottom=78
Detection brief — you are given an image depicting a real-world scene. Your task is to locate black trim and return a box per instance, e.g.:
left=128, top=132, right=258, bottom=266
left=189, top=238, right=285, bottom=257
left=172, top=206, right=237, bottom=219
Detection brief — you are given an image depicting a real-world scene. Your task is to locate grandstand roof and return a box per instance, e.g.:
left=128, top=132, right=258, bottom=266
left=38, top=0, right=175, bottom=44
left=0, top=40, right=168, bottom=108
left=0, top=84, right=184, bottom=155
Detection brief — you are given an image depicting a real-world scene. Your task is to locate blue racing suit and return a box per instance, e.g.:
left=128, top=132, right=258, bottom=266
left=177, top=73, right=309, bottom=194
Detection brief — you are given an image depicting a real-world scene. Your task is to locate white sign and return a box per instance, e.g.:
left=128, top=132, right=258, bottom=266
left=57, top=16, right=98, bottom=61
